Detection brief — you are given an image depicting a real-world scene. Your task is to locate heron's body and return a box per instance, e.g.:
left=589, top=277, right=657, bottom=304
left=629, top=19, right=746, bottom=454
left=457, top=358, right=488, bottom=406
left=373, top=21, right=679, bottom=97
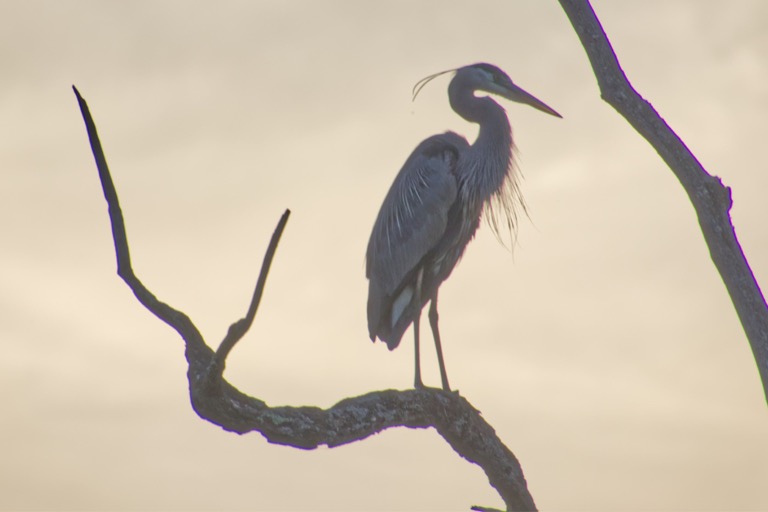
left=365, top=63, right=560, bottom=390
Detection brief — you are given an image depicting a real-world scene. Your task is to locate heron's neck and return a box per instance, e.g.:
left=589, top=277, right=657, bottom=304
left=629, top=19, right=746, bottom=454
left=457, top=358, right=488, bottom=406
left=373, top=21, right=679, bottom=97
left=473, top=99, right=512, bottom=160
left=449, top=90, right=513, bottom=193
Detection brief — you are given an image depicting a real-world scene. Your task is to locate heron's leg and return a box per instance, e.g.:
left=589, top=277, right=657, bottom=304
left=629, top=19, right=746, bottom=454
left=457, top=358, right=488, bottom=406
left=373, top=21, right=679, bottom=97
left=429, top=292, right=451, bottom=391
left=413, top=269, right=425, bottom=389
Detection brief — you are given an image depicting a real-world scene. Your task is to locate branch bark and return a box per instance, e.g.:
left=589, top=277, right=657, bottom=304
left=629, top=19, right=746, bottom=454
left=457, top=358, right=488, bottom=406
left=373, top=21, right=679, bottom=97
left=558, top=0, right=768, bottom=403
left=73, top=86, right=536, bottom=512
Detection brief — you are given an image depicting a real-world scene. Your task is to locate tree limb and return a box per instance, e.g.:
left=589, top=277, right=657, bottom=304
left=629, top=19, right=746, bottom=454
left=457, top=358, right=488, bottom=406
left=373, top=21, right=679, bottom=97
left=557, top=0, right=768, bottom=403
left=73, top=85, right=536, bottom=511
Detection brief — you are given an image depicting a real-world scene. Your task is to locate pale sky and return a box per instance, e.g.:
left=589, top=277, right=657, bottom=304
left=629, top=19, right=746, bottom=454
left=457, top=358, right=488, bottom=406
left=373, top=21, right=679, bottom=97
left=2, top=1, right=767, bottom=511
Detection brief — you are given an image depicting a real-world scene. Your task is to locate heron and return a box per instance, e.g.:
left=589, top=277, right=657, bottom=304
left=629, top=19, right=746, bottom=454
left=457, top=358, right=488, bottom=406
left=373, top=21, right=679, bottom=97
left=366, top=63, right=561, bottom=391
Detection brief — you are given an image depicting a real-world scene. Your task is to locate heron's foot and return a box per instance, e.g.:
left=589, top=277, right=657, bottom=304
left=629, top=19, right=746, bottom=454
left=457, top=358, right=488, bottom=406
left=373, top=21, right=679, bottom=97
left=414, top=377, right=426, bottom=389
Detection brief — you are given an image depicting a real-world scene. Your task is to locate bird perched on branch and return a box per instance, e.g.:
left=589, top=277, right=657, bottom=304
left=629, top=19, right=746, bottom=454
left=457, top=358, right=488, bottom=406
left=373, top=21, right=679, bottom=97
left=366, top=63, right=561, bottom=391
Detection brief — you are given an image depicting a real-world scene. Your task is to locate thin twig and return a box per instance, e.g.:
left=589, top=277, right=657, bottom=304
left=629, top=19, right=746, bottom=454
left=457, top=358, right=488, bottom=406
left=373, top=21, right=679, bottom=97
left=212, top=209, right=291, bottom=374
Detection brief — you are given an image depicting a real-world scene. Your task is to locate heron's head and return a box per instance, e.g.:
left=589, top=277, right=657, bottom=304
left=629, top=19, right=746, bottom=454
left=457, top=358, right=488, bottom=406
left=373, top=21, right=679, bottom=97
left=414, top=62, right=562, bottom=118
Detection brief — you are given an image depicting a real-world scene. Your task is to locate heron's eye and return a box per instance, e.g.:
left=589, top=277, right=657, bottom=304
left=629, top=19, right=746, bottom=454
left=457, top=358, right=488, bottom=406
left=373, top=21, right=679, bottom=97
left=474, top=64, right=502, bottom=85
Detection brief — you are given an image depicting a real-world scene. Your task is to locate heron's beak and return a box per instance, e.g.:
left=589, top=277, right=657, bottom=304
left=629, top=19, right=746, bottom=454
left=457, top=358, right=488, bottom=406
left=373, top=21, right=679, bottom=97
left=496, top=82, right=562, bottom=118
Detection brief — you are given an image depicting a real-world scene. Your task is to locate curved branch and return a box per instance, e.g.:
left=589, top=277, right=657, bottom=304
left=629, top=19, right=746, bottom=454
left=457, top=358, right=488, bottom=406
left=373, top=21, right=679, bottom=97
left=73, top=86, right=536, bottom=511
left=73, top=86, right=205, bottom=352
left=557, top=0, right=768, bottom=403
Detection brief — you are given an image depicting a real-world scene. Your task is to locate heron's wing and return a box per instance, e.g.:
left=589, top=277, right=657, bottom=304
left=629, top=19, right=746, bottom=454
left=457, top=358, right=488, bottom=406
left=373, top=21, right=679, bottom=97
left=366, top=133, right=467, bottom=296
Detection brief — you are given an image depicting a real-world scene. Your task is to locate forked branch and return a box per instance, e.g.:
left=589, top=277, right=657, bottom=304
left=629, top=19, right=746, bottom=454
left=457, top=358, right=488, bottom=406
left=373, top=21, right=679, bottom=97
left=73, top=86, right=536, bottom=512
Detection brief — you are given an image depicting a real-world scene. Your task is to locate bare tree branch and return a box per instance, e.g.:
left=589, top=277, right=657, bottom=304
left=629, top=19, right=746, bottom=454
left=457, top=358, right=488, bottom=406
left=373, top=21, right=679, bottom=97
left=73, top=86, right=536, bottom=512
left=557, top=0, right=768, bottom=403
left=73, top=86, right=205, bottom=351
left=210, top=208, right=290, bottom=379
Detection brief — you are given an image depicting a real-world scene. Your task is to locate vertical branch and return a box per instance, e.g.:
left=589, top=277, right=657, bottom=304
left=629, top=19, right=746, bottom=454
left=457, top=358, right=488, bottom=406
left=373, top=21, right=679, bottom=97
left=557, top=0, right=768, bottom=403
left=211, top=209, right=291, bottom=376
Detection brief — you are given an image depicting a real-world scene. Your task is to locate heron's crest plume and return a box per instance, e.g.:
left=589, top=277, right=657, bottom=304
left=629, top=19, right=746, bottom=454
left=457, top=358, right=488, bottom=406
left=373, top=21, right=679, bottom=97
left=412, top=67, right=457, bottom=101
